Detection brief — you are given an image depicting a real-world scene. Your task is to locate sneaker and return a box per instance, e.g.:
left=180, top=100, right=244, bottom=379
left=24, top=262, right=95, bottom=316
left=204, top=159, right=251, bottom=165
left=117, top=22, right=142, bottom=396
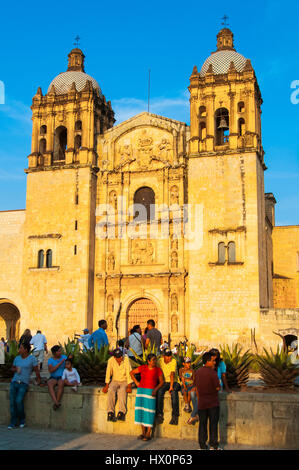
left=156, top=414, right=164, bottom=424
left=117, top=411, right=126, bottom=421
left=210, top=446, right=223, bottom=450
left=71, top=386, right=78, bottom=392
left=19, top=422, right=26, bottom=428
left=7, top=424, right=17, bottom=430
left=169, top=416, right=178, bottom=425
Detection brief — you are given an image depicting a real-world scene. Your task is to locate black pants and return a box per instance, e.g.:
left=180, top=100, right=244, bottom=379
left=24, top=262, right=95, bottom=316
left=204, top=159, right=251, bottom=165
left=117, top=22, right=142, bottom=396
left=156, top=382, right=181, bottom=417
left=198, top=406, right=220, bottom=449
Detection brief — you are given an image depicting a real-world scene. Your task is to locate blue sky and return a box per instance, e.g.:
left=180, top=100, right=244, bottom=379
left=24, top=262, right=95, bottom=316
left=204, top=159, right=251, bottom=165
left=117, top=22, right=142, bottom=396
left=0, top=0, right=298, bottom=225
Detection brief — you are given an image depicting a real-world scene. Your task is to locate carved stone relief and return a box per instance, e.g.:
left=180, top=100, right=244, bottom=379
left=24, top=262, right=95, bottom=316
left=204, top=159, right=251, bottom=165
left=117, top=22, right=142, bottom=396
left=107, top=295, right=114, bottom=313
left=131, top=239, right=155, bottom=265
left=106, top=315, right=114, bottom=333
left=171, top=314, right=178, bottom=334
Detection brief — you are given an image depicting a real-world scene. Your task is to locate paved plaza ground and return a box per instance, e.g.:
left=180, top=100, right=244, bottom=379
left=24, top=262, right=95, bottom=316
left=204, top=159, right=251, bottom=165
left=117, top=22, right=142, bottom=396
left=0, top=425, right=278, bottom=450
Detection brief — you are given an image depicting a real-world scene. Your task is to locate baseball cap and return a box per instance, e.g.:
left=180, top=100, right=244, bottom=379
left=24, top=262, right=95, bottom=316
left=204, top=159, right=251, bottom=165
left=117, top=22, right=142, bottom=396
left=163, top=348, right=172, bottom=356
left=83, top=328, right=89, bottom=333
left=113, top=348, right=123, bottom=358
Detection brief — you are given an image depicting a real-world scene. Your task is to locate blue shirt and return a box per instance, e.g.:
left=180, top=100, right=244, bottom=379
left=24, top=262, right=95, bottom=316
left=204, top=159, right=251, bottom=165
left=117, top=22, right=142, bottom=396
left=88, top=328, right=109, bottom=349
left=48, top=355, right=67, bottom=379
left=12, top=355, right=38, bottom=385
left=217, top=361, right=226, bottom=387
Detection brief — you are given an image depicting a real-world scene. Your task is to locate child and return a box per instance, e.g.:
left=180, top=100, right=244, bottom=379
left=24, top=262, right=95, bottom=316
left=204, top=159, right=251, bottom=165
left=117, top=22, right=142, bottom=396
left=179, top=357, right=194, bottom=412
left=61, top=358, right=81, bottom=392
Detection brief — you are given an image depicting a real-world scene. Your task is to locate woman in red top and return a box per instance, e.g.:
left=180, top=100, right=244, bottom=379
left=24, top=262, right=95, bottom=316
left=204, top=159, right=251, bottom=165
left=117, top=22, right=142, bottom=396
left=130, top=353, right=164, bottom=441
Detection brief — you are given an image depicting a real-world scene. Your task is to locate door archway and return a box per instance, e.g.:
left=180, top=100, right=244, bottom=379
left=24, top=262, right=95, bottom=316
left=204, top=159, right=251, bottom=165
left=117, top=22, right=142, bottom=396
left=127, top=298, right=158, bottom=335
left=0, top=301, right=20, bottom=340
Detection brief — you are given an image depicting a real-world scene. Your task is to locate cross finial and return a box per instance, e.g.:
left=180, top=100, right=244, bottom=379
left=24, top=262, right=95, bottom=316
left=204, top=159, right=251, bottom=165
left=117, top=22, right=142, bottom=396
left=74, top=35, right=80, bottom=48
left=221, top=15, right=229, bottom=27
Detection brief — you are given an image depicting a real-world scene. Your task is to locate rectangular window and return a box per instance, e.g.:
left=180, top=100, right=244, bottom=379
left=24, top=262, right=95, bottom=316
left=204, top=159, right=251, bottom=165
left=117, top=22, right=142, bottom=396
left=75, top=194, right=79, bottom=205
left=75, top=220, right=78, bottom=230
left=74, top=245, right=77, bottom=255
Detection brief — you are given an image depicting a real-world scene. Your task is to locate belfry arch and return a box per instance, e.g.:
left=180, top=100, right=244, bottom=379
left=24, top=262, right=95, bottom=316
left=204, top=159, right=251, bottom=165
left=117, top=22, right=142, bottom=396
left=0, top=300, right=20, bottom=340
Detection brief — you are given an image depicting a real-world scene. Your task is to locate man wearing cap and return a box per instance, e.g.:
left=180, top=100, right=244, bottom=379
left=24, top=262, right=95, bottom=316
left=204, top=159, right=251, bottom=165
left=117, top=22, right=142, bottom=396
left=77, top=329, right=91, bottom=351
left=156, top=348, right=181, bottom=425
left=102, top=348, right=133, bottom=422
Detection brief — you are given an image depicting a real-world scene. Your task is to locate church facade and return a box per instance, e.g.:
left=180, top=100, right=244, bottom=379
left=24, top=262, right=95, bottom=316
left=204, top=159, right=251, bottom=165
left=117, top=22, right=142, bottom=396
left=0, top=28, right=298, bottom=349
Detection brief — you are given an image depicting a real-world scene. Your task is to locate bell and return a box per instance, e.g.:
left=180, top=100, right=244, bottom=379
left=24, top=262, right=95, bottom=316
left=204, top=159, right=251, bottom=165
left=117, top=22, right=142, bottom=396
left=218, top=116, right=229, bottom=130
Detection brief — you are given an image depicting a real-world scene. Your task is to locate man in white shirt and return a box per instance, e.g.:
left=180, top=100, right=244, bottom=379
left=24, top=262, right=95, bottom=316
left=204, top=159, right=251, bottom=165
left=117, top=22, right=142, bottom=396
left=30, top=330, right=48, bottom=370
left=77, top=328, right=91, bottom=350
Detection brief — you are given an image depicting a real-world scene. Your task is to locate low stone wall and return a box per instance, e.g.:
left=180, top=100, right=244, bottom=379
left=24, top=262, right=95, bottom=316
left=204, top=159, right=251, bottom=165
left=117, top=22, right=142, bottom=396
left=1, top=383, right=298, bottom=448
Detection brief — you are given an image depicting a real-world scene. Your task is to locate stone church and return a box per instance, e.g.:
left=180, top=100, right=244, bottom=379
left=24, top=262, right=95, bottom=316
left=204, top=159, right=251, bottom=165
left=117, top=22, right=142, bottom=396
left=0, top=28, right=298, bottom=349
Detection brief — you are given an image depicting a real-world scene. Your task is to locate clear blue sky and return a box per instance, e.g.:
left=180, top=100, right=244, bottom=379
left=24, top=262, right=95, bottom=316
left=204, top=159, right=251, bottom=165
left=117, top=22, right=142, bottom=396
left=0, top=0, right=298, bottom=225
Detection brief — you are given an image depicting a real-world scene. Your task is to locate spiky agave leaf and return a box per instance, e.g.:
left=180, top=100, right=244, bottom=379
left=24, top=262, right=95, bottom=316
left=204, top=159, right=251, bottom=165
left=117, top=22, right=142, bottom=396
left=76, top=344, right=110, bottom=385
left=256, top=347, right=299, bottom=389
left=220, top=344, right=253, bottom=388
left=0, top=340, right=20, bottom=379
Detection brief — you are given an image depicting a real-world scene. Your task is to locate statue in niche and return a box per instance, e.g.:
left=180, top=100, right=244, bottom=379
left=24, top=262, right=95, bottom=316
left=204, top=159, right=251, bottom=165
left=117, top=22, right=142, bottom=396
left=107, top=315, right=114, bottom=333
left=109, top=190, right=117, bottom=211
left=170, top=186, right=179, bottom=205
left=171, top=251, right=178, bottom=269
left=107, top=295, right=114, bottom=313
left=107, top=253, right=115, bottom=271
left=171, top=314, right=178, bottom=334
left=171, top=293, right=178, bottom=312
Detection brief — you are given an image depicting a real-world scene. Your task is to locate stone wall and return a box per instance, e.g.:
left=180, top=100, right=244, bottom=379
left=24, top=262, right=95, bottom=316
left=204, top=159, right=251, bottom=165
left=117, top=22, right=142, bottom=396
left=260, top=308, right=299, bottom=346
left=0, top=384, right=298, bottom=448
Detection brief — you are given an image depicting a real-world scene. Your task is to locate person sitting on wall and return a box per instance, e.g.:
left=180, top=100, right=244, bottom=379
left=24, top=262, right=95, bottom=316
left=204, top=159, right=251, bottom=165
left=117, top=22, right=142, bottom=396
left=88, top=320, right=109, bottom=350
left=8, top=342, right=41, bottom=429
left=47, top=345, right=67, bottom=410
left=156, top=348, right=181, bottom=425
left=102, top=348, right=133, bottom=422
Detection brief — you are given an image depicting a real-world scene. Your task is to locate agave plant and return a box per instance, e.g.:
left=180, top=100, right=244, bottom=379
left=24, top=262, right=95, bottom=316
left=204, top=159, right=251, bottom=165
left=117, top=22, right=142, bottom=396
left=129, top=341, right=159, bottom=368
left=256, top=347, right=299, bottom=389
left=219, top=344, right=253, bottom=389
left=0, top=340, right=19, bottom=379
left=77, top=343, right=110, bottom=385
left=174, top=341, right=204, bottom=371
left=59, top=338, right=81, bottom=367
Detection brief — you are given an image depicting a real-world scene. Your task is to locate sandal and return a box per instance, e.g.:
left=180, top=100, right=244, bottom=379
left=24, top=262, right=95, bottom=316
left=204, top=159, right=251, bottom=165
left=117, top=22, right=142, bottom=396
left=142, top=436, right=151, bottom=441
left=138, top=434, right=145, bottom=440
left=187, top=417, right=198, bottom=425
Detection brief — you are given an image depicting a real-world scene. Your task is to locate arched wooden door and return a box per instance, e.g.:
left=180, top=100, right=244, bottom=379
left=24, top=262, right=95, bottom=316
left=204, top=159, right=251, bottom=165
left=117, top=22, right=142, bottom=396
left=0, top=302, right=20, bottom=340
left=127, top=298, right=158, bottom=335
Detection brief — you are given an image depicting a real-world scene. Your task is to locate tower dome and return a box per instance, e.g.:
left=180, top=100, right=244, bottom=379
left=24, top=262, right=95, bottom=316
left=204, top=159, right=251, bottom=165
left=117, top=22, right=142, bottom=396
left=200, top=28, right=248, bottom=76
left=47, top=48, right=102, bottom=95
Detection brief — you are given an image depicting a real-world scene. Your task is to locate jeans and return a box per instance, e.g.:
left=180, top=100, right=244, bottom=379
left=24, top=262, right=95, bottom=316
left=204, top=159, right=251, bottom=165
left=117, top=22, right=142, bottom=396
left=156, top=382, right=181, bottom=417
left=9, top=381, right=28, bottom=426
left=190, top=390, right=198, bottom=418
left=198, top=406, right=220, bottom=449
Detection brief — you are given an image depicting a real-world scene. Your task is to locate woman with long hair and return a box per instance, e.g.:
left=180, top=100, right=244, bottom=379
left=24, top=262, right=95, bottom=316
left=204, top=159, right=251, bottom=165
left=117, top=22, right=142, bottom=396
left=130, top=353, right=164, bottom=441
left=18, top=329, right=32, bottom=348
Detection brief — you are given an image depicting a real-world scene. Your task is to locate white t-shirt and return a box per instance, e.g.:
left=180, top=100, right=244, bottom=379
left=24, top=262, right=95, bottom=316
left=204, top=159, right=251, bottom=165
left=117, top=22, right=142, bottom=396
left=79, top=334, right=91, bottom=350
left=62, top=367, right=81, bottom=384
left=128, top=332, right=143, bottom=357
left=30, top=333, right=47, bottom=351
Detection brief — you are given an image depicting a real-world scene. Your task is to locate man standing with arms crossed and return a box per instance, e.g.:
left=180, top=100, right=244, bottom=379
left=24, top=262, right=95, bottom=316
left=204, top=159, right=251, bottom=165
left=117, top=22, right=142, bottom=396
left=194, top=351, right=222, bottom=450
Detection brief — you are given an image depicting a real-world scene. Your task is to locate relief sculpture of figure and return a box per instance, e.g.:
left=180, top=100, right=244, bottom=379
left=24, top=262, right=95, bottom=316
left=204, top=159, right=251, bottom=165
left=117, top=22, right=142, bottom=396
left=171, top=314, right=178, bottom=334
left=170, top=186, right=179, bottom=206
left=171, top=293, right=178, bottom=312
left=108, top=253, right=115, bottom=271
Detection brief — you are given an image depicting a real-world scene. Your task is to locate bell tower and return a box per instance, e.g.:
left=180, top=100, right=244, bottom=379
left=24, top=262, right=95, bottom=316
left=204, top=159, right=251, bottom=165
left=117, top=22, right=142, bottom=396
left=21, top=49, right=115, bottom=342
left=186, top=28, right=271, bottom=347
